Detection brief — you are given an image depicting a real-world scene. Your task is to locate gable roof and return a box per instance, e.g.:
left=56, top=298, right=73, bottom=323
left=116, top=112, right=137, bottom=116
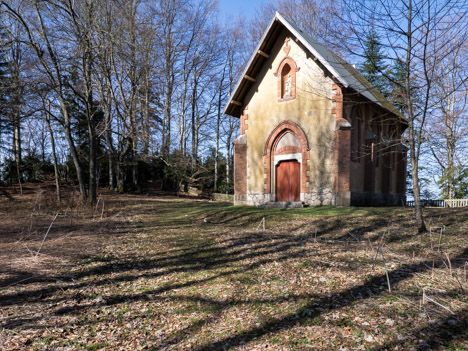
left=224, top=12, right=404, bottom=121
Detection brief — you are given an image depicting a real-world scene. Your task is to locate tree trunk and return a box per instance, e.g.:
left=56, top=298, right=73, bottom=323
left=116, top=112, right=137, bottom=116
left=105, top=106, right=115, bottom=190
left=12, top=63, right=22, bottom=195
left=132, top=142, right=138, bottom=188
left=45, top=107, right=61, bottom=203
left=409, top=128, right=426, bottom=232
left=405, top=0, right=426, bottom=233
left=143, top=72, right=150, bottom=158
left=116, top=158, right=125, bottom=192
left=88, top=121, right=98, bottom=204
left=163, top=70, right=173, bottom=156
left=12, top=116, right=22, bottom=195
left=214, top=84, right=222, bottom=192
left=446, top=117, right=455, bottom=200
left=62, top=113, right=87, bottom=201
left=191, top=77, right=198, bottom=169
left=226, top=133, right=232, bottom=195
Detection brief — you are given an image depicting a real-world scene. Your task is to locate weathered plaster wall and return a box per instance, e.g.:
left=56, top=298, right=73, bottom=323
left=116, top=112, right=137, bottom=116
left=242, top=28, right=335, bottom=206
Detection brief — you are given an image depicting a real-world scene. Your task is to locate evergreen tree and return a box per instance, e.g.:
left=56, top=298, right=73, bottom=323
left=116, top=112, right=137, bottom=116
left=388, top=58, right=422, bottom=113
left=437, top=165, right=468, bottom=199
left=387, top=58, right=407, bottom=112
left=359, top=29, right=388, bottom=96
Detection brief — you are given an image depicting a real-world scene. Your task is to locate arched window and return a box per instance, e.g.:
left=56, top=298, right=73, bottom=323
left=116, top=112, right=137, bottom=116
left=274, top=56, right=299, bottom=102
left=281, top=64, right=292, bottom=99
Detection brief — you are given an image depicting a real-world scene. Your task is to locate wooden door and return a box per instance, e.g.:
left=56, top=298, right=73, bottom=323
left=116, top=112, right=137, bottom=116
left=276, top=160, right=300, bottom=201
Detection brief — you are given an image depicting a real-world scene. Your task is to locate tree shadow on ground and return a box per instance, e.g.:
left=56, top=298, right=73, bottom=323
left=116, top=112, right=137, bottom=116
left=1, top=196, right=467, bottom=349
left=191, top=248, right=468, bottom=351
left=374, top=307, right=468, bottom=351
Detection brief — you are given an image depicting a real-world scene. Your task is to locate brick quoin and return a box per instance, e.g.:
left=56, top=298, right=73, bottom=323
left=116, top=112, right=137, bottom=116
left=240, top=105, right=249, bottom=135
left=234, top=139, right=247, bottom=196
left=263, top=121, right=310, bottom=194
left=332, top=83, right=351, bottom=205
left=334, top=129, right=351, bottom=192
left=332, top=83, right=343, bottom=119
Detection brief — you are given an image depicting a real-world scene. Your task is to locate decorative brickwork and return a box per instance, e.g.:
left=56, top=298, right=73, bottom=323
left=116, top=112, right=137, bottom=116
left=283, top=37, right=291, bottom=55
left=274, top=56, right=300, bottom=102
left=332, top=84, right=343, bottom=120
left=275, top=145, right=302, bottom=155
left=333, top=84, right=351, bottom=206
left=233, top=135, right=247, bottom=205
left=263, top=121, right=310, bottom=195
left=240, top=105, right=249, bottom=135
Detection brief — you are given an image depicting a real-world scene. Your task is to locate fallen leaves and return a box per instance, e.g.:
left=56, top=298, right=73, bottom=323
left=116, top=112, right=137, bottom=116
left=0, top=193, right=467, bottom=350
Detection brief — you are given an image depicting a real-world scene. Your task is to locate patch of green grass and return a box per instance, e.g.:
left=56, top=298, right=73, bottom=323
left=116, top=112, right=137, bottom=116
left=336, top=318, right=353, bottom=327
left=86, top=343, right=109, bottom=351
left=42, top=337, right=53, bottom=345
left=298, top=260, right=331, bottom=268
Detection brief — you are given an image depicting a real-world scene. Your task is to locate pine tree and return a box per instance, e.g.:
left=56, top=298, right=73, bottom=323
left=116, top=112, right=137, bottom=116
left=388, top=58, right=421, bottom=113
left=388, top=58, right=407, bottom=112
left=359, top=29, right=388, bottom=96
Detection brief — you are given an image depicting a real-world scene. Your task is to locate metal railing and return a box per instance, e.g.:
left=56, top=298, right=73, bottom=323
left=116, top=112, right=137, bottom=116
left=406, top=199, right=468, bottom=208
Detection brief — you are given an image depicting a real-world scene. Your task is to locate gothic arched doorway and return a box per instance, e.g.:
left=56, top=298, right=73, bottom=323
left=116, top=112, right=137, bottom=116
left=263, top=121, right=310, bottom=202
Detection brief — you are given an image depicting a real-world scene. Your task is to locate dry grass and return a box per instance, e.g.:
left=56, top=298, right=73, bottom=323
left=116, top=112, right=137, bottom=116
left=0, top=183, right=467, bottom=350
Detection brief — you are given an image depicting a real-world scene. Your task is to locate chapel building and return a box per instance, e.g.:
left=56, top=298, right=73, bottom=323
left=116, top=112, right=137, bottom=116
left=224, top=13, right=408, bottom=207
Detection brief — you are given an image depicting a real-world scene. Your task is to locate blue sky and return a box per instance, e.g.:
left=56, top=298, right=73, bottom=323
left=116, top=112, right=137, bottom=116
left=217, top=0, right=266, bottom=18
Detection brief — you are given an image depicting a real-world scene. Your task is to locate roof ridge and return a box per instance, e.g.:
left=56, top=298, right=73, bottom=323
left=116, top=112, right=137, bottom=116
left=224, top=11, right=406, bottom=122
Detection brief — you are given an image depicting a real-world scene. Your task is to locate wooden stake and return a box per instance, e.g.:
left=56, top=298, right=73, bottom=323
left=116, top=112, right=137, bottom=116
left=429, top=227, right=433, bottom=250
left=438, top=227, right=444, bottom=251
left=445, top=253, right=452, bottom=277
left=257, top=217, right=265, bottom=232
left=379, top=246, right=392, bottom=293
left=422, top=288, right=455, bottom=315
left=100, top=200, right=105, bottom=220
left=36, top=213, right=58, bottom=258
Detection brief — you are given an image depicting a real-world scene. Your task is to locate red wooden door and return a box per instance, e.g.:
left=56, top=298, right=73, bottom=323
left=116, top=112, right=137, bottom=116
left=276, top=160, right=300, bottom=201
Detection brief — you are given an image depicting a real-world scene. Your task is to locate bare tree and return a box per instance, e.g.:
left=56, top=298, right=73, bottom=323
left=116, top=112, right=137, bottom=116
left=220, top=23, right=245, bottom=193
left=343, top=0, right=467, bottom=232
left=427, top=33, right=468, bottom=199
left=5, top=2, right=25, bottom=194
left=1, top=0, right=89, bottom=200
left=249, top=0, right=349, bottom=52
left=155, top=0, right=181, bottom=156
left=44, top=98, right=60, bottom=202
left=94, top=0, right=116, bottom=189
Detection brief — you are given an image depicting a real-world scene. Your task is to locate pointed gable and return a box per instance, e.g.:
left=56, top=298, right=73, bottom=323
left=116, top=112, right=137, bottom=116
left=224, top=12, right=404, bottom=122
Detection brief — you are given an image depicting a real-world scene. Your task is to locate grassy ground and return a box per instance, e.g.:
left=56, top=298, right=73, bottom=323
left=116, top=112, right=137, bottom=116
left=0, top=184, right=467, bottom=350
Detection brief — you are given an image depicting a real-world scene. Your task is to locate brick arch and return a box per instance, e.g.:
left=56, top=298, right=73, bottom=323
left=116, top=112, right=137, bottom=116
left=274, top=56, right=300, bottom=102
left=263, top=120, right=310, bottom=195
